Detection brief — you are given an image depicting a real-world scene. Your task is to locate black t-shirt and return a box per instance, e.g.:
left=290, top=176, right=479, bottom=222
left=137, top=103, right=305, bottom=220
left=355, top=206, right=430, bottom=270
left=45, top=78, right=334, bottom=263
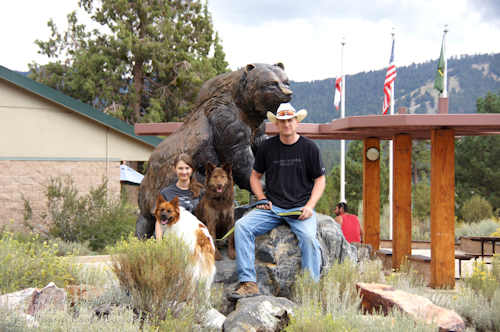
left=158, top=184, right=204, bottom=214
left=253, top=136, right=325, bottom=209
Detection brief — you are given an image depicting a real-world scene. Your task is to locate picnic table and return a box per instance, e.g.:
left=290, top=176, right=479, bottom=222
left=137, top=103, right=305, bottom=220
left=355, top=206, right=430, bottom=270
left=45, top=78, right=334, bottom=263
left=467, top=236, right=500, bottom=260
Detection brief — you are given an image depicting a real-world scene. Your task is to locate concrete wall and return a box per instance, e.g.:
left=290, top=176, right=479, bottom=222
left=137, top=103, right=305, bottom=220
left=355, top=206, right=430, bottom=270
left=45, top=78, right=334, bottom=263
left=0, top=160, right=120, bottom=232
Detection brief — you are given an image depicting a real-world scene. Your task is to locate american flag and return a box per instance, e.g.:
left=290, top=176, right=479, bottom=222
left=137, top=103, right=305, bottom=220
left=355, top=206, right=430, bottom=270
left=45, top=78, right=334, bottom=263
left=334, top=77, right=342, bottom=110
left=382, top=37, right=396, bottom=115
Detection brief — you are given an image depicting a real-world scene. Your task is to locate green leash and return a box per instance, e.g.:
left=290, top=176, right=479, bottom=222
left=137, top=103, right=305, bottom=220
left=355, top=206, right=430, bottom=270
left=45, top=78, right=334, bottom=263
left=218, top=199, right=302, bottom=241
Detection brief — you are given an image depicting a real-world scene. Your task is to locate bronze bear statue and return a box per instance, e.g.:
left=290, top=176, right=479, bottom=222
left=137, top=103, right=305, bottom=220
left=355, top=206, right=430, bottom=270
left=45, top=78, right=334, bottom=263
left=136, top=63, right=293, bottom=238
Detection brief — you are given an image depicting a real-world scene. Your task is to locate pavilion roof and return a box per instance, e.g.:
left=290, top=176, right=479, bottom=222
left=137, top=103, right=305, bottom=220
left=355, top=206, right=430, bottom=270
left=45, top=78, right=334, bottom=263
left=135, top=113, right=500, bottom=140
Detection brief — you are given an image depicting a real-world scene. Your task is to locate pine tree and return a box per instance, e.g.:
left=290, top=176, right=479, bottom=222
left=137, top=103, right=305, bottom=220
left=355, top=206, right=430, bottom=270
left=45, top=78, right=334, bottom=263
left=455, top=91, right=500, bottom=216
left=29, top=0, right=229, bottom=124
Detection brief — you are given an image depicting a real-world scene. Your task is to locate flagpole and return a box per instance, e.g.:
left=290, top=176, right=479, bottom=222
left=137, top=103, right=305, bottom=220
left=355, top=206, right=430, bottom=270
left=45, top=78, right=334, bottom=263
left=340, top=37, right=346, bottom=203
left=389, top=29, right=395, bottom=239
left=443, top=23, right=448, bottom=98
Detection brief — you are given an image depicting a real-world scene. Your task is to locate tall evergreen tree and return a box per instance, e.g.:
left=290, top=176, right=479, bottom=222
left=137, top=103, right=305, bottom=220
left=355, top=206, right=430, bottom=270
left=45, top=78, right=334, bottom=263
left=29, top=0, right=229, bottom=124
left=455, top=90, right=500, bottom=216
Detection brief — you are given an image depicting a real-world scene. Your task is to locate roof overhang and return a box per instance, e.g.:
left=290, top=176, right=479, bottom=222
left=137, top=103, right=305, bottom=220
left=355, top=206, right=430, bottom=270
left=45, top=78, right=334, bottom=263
left=0, top=65, right=163, bottom=148
left=135, top=114, right=500, bottom=140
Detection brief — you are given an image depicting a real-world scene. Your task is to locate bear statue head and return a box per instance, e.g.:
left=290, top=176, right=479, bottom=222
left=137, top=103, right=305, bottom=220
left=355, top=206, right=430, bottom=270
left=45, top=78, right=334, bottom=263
left=239, top=63, right=293, bottom=119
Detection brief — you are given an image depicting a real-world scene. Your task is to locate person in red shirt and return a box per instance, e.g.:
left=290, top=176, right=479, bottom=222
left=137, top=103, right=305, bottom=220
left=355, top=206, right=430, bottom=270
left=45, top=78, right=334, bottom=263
left=334, top=202, right=364, bottom=243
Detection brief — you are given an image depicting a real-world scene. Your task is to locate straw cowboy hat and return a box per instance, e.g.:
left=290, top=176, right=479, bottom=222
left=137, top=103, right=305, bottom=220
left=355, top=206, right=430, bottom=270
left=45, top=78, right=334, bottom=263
left=267, top=103, right=307, bottom=124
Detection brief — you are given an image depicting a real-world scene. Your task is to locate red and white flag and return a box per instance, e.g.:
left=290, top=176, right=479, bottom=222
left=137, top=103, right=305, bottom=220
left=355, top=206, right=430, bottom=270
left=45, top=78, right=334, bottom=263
left=334, top=77, right=342, bottom=110
left=382, top=38, right=396, bottom=115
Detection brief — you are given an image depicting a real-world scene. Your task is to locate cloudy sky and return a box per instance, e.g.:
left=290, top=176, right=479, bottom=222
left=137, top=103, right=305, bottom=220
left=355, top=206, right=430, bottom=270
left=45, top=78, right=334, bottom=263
left=1, top=0, right=500, bottom=82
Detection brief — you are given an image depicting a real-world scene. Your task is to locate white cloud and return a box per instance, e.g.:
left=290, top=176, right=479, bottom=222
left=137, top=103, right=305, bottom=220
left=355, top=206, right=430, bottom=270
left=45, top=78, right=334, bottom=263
left=1, top=0, right=500, bottom=82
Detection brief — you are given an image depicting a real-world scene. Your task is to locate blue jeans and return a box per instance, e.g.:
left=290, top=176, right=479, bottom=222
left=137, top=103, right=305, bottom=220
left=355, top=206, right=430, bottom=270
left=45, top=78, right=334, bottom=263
left=234, top=206, right=321, bottom=282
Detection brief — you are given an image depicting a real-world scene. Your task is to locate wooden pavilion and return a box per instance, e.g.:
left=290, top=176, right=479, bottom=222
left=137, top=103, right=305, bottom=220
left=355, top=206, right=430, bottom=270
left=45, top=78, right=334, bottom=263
left=134, top=98, right=500, bottom=288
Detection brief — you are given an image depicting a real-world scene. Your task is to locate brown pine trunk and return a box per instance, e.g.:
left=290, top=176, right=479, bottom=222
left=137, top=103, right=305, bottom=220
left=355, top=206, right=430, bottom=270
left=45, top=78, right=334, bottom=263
left=132, top=61, right=144, bottom=122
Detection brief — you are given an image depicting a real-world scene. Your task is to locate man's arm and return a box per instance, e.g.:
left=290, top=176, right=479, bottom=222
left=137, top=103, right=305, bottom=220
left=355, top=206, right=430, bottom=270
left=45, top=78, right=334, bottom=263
left=334, top=215, right=343, bottom=227
left=359, top=219, right=365, bottom=236
left=299, top=174, right=326, bottom=220
left=250, top=169, right=272, bottom=210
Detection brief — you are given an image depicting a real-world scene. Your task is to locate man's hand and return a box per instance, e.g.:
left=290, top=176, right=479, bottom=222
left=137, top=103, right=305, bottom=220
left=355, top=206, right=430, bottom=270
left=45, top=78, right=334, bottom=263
left=257, top=200, right=272, bottom=210
left=299, top=205, right=314, bottom=220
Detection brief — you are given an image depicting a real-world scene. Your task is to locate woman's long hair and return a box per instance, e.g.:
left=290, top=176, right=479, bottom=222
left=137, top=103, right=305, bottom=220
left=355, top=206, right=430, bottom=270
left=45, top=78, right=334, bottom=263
left=173, top=153, right=204, bottom=199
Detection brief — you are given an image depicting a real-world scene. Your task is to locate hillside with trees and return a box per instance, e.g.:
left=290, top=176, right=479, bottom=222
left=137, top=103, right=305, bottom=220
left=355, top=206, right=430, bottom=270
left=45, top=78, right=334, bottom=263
left=292, top=53, right=500, bottom=122
left=290, top=52, right=500, bottom=174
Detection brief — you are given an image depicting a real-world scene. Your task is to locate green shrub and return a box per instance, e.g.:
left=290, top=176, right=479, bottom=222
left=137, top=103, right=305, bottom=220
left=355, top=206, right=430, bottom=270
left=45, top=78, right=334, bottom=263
left=380, top=204, right=390, bottom=239
left=359, top=259, right=385, bottom=284
left=462, top=254, right=500, bottom=299
left=69, top=262, right=116, bottom=288
left=455, top=218, right=500, bottom=241
left=385, top=258, right=427, bottom=296
left=284, top=302, right=347, bottom=332
left=108, top=234, right=219, bottom=326
left=430, top=286, right=500, bottom=331
left=51, top=238, right=93, bottom=256
left=234, top=185, right=250, bottom=206
left=22, top=175, right=136, bottom=252
left=0, top=228, right=76, bottom=293
left=289, top=260, right=436, bottom=331
left=411, top=218, right=431, bottom=241
left=460, top=195, right=494, bottom=223
left=0, top=302, right=154, bottom=331
left=412, top=176, right=431, bottom=221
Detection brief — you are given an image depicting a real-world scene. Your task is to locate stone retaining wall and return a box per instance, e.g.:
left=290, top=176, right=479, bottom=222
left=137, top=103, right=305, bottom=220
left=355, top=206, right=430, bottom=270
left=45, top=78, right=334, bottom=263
left=0, top=160, right=120, bottom=232
left=459, top=236, right=500, bottom=255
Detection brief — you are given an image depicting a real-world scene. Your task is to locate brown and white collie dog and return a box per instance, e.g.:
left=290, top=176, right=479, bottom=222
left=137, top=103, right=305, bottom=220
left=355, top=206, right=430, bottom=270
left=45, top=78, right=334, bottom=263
left=154, top=195, right=216, bottom=288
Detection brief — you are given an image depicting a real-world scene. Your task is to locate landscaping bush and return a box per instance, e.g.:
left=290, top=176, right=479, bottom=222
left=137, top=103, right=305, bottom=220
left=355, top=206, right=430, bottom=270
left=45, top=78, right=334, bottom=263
left=0, top=301, right=154, bottom=332
left=385, top=258, right=427, bottom=296
left=380, top=204, right=390, bottom=239
left=108, top=234, right=220, bottom=328
left=22, top=175, right=136, bottom=252
left=412, top=176, right=431, bottom=221
left=51, top=237, right=93, bottom=256
left=462, top=254, right=500, bottom=299
left=288, top=259, right=436, bottom=331
left=455, top=218, right=500, bottom=241
left=412, top=217, right=431, bottom=241
left=0, top=228, right=75, bottom=293
left=430, top=284, right=500, bottom=331
left=460, top=195, right=494, bottom=223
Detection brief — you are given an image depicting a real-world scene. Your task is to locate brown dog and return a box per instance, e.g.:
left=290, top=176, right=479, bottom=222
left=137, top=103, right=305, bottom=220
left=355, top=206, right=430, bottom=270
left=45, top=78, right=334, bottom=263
left=154, top=195, right=216, bottom=287
left=195, top=161, right=236, bottom=261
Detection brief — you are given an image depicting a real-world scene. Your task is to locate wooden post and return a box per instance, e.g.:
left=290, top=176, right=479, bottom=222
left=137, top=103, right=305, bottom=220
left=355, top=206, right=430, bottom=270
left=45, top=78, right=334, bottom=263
left=392, top=134, right=412, bottom=269
left=431, top=129, right=455, bottom=288
left=363, top=138, right=380, bottom=250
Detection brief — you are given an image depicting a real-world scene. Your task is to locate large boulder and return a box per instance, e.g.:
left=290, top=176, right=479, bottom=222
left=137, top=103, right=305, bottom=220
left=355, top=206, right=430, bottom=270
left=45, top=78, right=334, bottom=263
left=356, top=283, right=465, bottom=332
left=214, top=213, right=358, bottom=301
left=223, top=296, right=295, bottom=332
left=0, top=282, right=66, bottom=316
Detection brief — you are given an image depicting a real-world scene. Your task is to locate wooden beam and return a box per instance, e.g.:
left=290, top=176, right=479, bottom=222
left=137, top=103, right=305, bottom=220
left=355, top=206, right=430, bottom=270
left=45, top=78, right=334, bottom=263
left=431, top=129, right=455, bottom=288
left=363, top=138, right=381, bottom=250
left=392, top=134, right=412, bottom=269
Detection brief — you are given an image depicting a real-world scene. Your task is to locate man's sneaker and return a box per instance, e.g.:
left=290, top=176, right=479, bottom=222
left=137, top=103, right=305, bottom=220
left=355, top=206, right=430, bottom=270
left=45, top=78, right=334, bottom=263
left=226, top=282, right=261, bottom=302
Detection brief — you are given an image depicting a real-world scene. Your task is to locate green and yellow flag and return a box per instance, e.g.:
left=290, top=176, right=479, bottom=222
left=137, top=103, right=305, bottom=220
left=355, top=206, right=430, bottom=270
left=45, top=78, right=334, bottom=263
left=434, top=38, right=445, bottom=93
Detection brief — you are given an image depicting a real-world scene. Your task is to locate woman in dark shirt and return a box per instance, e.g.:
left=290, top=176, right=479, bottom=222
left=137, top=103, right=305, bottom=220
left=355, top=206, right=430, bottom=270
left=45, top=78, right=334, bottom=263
left=158, top=153, right=204, bottom=213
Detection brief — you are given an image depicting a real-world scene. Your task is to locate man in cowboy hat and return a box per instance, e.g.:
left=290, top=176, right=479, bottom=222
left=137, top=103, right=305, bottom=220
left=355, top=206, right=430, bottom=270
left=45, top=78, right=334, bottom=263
left=227, top=102, right=326, bottom=301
